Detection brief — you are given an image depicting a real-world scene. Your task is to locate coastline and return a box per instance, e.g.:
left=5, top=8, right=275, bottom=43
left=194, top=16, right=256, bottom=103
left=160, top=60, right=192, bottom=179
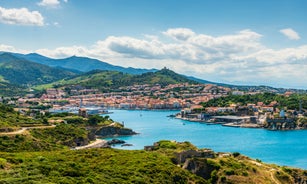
left=176, top=115, right=267, bottom=129
left=73, top=139, right=108, bottom=150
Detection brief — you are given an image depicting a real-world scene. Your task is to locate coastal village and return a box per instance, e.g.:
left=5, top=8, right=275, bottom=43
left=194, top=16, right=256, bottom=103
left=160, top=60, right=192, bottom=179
left=5, top=82, right=306, bottom=131
left=14, top=83, right=230, bottom=110
left=178, top=101, right=306, bottom=130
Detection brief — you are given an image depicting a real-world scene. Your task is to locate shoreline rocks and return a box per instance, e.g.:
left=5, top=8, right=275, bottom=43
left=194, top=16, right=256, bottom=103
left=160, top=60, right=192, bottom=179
left=95, top=126, right=137, bottom=137
left=107, top=139, right=126, bottom=145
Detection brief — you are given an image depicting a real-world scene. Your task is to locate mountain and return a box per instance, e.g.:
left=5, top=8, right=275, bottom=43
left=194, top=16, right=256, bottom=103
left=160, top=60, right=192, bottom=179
left=0, top=53, right=78, bottom=86
left=14, top=53, right=157, bottom=74
left=3, top=52, right=306, bottom=94
left=39, top=68, right=199, bottom=92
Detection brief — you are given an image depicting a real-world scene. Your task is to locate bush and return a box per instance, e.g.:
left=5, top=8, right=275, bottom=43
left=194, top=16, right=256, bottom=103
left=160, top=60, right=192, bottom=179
left=225, top=169, right=235, bottom=175
left=232, top=152, right=240, bottom=157
left=158, top=140, right=177, bottom=149
left=256, top=159, right=262, bottom=163
left=0, top=158, right=7, bottom=169
left=242, top=171, right=249, bottom=176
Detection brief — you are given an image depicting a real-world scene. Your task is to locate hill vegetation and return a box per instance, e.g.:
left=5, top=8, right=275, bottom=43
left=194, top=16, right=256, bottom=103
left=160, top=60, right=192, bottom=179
left=0, top=82, right=28, bottom=96
left=0, top=104, right=41, bottom=130
left=201, top=92, right=307, bottom=110
left=37, top=68, right=199, bottom=92
left=0, top=104, right=306, bottom=183
left=0, top=140, right=306, bottom=183
left=0, top=124, right=92, bottom=152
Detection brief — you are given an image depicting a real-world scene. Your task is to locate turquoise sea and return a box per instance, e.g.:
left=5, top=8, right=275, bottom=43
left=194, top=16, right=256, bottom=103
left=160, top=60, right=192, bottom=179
left=106, top=110, right=307, bottom=169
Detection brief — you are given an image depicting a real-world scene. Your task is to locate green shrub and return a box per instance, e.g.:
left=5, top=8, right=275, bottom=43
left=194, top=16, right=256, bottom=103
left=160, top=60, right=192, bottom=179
left=225, top=169, right=235, bottom=175
left=242, top=171, right=249, bottom=176
left=0, top=158, right=7, bottom=169
left=232, top=152, right=240, bottom=157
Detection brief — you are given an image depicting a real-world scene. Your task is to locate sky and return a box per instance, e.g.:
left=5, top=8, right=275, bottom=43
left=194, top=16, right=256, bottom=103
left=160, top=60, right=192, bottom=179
left=0, top=0, right=307, bottom=89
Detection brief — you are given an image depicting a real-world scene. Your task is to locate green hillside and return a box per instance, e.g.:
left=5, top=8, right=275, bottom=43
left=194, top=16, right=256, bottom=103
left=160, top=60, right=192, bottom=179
left=0, top=53, right=77, bottom=86
left=201, top=92, right=307, bottom=110
left=37, top=68, right=198, bottom=92
left=0, top=82, right=28, bottom=96
left=0, top=104, right=40, bottom=129
left=0, top=140, right=306, bottom=184
left=0, top=103, right=306, bottom=183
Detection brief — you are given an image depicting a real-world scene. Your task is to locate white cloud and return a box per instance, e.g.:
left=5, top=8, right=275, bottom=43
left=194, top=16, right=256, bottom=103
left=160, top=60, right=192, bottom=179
left=0, top=7, right=44, bottom=26
left=38, top=0, right=60, bottom=8
left=0, top=44, right=29, bottom=53
left=163, top=28, right=196, bottom=41
left=280, top=28, right=300, bottom=40
left=53, top=21, right=60, bottom=27
left=36, top=46, right=90, bottom=58
left=7, top=27, right=306, bottom=89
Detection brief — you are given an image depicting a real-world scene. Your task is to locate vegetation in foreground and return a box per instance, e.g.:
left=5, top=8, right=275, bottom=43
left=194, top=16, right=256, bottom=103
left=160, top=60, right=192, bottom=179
left=0, top=141, right=306, bottom=184
left=0, top=104, right=306, bottom=183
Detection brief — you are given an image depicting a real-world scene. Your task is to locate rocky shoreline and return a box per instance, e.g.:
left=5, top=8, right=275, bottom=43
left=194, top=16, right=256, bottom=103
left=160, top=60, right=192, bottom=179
left=175, top=115, right=306, bottom=130
left=95, top=125, right=137, bottom=137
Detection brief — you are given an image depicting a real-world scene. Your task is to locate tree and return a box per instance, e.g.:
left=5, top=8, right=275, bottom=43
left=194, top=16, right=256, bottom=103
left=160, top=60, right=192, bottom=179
left=88, top=115, right=105, bottom=125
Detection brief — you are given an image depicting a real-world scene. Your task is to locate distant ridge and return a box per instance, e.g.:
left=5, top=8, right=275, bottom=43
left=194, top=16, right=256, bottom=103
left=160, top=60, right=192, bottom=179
left=13, top=53, right=157, bottom=74
left=0, top=53, right=77, bottom=86
left=1, top=52, right=306, bottom=94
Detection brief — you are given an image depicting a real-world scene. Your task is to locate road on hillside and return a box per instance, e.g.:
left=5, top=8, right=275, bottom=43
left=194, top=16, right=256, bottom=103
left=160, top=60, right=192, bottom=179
left=0, top=125, right=56, bottom=136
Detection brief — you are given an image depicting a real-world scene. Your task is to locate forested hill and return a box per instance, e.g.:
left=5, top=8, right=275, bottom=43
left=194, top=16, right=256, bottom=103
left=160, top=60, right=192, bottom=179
left=0, top=53, right=78, bottom=86
left=201, top=92, right=307, bottom=110
left=40, top=68, right=199, bottom=91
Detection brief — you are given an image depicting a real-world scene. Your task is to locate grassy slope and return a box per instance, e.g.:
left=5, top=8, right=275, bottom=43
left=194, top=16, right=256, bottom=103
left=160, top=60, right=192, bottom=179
left=0, top=124, right=91, bottom=152
left=0, top=104, right=40, bottom=129
left=0, top=106, right=306, bottom=183
left=0, top=140, right=306, bottom=183
left=0, top=149, right=205, bottom=184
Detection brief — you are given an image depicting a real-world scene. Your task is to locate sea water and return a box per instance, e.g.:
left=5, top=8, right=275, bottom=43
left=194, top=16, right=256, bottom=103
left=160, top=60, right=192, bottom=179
left=105, top=110, right=307, bottom=169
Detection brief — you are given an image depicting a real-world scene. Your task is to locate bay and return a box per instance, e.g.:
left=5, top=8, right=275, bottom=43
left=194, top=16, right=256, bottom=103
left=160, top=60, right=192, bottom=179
left=105, top=110, right=307, bottom=169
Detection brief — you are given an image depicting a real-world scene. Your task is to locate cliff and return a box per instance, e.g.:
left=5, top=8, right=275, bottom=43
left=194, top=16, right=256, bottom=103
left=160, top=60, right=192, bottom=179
left=144, top=140, right=307, bottom=184
left=95, top=125, right=137, bottom=137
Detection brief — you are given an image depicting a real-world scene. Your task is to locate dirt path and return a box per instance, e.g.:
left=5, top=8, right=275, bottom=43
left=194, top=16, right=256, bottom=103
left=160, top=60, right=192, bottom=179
left=0, top=125, right=56, bottom=136
left=73, top=139, right=108, bottom=150
left=269, top=168, right=281, bottom=184
left=249, top=160, right=281, bottom=184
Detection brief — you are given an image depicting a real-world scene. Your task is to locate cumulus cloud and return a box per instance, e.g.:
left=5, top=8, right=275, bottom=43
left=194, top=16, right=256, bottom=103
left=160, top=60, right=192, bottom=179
left=163, top=28, right=196, bottom=41
left=0, top=44, right=29, bottom=53
left=37, top=0, right=60, bottom=7
left=16, top=28, right=306, bottom=88
left=37, top=0, right=68, bottom=8
left=280, top=28, right=300, bottom=40
left=36, top=46, right=90, bottom=58
left=0, top=7, right=44, bottom=26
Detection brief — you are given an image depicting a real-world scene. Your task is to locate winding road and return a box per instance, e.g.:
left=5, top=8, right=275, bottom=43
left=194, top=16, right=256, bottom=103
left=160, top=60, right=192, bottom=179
left=0, top=125, right=56, bottom=136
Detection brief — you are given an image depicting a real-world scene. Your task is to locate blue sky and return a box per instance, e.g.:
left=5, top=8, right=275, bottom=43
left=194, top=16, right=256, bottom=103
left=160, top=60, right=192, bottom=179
left=0, top=0, right=307, bottom=89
